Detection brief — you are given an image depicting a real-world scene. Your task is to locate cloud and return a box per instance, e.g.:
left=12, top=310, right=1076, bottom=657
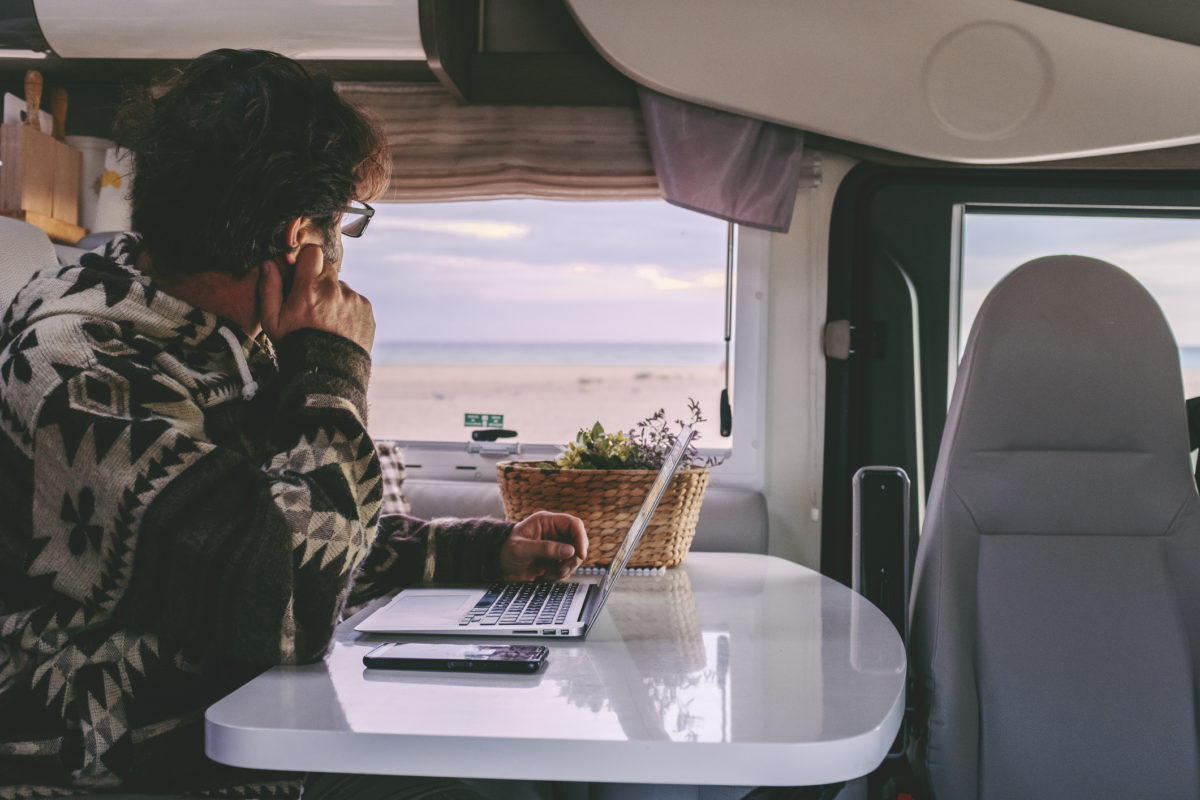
left=338, top=199, right=731, bottom=347
left=360, top=253, right=726, bottom=308
left=634, top=266, right=691, bottom=290
left=371, top=217, right=530, bottom=240
left=963, top=216, right=1200, bottom=346
left=367, top=252, right=612, bottom=302
left=634, top=266, right=726, bottom=291
left=380, top=253, right=724, bottom=287
left=380, top=252, right=543, bottom=273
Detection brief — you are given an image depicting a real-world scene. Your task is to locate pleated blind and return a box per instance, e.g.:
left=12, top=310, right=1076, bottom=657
left=336, top=83, right=661, bottom=202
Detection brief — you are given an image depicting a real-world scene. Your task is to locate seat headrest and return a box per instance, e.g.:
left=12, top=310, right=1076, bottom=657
left=0, top=217, right=59, bottom=311
left=939, top=255, right=1195, bottom=536
left=951, top=255, right=1186, bottom=457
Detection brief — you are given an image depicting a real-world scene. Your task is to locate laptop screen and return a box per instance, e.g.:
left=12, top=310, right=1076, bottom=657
left=593, top=425, right=695, bottom=606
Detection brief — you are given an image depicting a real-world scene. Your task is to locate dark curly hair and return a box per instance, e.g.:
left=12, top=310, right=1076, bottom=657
left=113, top=49, right=390, bottom=278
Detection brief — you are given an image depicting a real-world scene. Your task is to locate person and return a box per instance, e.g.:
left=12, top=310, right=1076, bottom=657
left=0, top=49, right=586, bottom=799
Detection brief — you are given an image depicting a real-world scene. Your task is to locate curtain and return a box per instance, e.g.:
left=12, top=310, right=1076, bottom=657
left=638, top=87, right=820, bottom=233
left=335, top=83, right=660, bottom=202
left=335, top=82, right=820, bottom=232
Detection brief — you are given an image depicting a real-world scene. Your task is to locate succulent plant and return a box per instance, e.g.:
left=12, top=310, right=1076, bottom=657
left=555, top=422, right=634, bottom=470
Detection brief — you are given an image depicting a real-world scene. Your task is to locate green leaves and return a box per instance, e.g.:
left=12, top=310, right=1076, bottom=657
left=552, top=399, right=721, bottom=471
left=556, top=422, right=633, bottom=470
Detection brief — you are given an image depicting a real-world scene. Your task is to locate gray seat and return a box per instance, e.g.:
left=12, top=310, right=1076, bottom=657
left=0, top=216, right=59, bottom=311
left=907, top=255, right=1200, bottom=799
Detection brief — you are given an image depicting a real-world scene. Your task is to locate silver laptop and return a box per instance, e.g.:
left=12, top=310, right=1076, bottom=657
left=356, top=426, right=695, bottom=639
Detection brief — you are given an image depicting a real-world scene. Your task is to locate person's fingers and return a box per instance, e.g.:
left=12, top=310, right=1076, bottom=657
left=255, top=241, right=377, bottom=352
left=550, top=555, right=582, bottom=581
left=290, top=243, right=326, bottom=293
left=526, top=511, right=586, bottom=543
left=542, top=514, right=588, bottom=563
left=504, top=512, right=590, bottom=580
left=561, top=515, right=588, bottom=562
left=510, top=536, right=577, bottom=563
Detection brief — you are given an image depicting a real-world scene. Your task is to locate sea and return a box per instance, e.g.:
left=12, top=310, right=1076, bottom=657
left=372, top=341, right=726, bottom=366
left=374, top=342, right=1200, bottom=369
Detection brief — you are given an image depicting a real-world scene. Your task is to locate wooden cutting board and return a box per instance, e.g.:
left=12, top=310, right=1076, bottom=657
left=0, top=72, right=85, bottom=244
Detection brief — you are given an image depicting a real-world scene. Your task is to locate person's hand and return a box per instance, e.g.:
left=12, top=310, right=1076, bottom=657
left=258, top=243, right=375, bottom=353
left=499, top=511, right=588, bottom=581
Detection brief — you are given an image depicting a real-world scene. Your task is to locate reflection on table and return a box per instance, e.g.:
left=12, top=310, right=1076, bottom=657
left=555, top=568, right=726, bottom=744
left=205, top=553, right=905, bottom=787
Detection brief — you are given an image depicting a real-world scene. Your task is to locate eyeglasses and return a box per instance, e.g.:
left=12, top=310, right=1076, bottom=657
left=339, top=201, right=375, bottom=238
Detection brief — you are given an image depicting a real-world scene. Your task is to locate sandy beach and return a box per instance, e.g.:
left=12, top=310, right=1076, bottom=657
left=366, top=364, right=1200, bottom=449
left=366, top=363, right=728, bottom=446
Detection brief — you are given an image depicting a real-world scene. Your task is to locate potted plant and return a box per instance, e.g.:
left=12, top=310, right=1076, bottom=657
left=496, top=400, right=717, bottom=568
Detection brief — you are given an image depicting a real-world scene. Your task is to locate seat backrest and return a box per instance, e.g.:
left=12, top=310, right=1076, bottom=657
left=908, top=255, right=1200, bottom=800
left=0, top=216, right=58, bottom=312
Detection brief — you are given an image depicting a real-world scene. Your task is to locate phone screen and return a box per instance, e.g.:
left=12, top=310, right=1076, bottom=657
left=363, top=642, right=549, bottom=673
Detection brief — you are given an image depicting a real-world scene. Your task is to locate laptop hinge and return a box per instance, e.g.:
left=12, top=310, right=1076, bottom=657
left=578, top=583, right=600, bottom=622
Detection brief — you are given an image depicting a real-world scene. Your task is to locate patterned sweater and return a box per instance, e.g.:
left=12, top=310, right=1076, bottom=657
left=0, top=235, right=515, bottom=795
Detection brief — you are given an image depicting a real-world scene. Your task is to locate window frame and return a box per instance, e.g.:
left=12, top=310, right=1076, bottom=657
left=952, top=202, right=1200, bottom=384
left=379, top=225, right=770, bottom=491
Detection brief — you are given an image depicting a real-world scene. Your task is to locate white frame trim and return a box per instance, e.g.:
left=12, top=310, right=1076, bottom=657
left=947, top=202, right=966, bottom=411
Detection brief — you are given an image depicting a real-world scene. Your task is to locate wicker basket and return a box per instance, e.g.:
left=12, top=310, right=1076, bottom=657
left=496, top=461, right=709, bottom=568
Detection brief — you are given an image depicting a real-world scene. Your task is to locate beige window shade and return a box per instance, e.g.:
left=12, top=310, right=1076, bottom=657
left=336, top=83, right=661, bottom=202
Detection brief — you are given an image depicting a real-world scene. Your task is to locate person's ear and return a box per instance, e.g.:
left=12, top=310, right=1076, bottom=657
left=282, top=217, right=323, bottom=264
left=283, top=218, right=304, bottom=264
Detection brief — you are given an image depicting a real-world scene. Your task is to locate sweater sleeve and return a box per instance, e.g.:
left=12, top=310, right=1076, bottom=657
left=108, top=328, right=380, bottom=669
left=346, top=514, right=515, bottom=609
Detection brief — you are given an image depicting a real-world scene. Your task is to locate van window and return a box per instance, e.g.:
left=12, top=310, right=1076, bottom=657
left=822, top=166, right=1200, bottom=583
left=341, top=198, right=765, bottom=485
left=961, top=212, right=1200, bottom=398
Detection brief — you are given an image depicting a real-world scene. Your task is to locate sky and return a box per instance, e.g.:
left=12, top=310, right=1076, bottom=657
left=962, top=213, right=1200, bottom=348
left=341, top=202, right=1200, bottom=352
left=340, top=199, right=729, bottom=345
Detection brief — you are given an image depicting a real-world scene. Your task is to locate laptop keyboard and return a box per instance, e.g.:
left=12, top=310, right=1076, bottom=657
left=458, top=581, right=579, bottom=627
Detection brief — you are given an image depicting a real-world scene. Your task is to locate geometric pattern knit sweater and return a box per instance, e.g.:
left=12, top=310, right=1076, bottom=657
left=0, top=235, right=514, bottom=796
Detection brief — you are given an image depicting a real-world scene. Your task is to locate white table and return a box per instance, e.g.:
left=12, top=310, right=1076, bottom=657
left=205, top=553, right=905, bottom=787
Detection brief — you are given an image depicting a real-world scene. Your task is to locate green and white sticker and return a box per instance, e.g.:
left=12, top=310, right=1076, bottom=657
left=464, top=413, right=505, bottom=428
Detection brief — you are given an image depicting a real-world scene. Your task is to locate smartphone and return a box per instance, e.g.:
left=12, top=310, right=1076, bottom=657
left=363, top=642, right=549, bottom=674
left=851, top=466, right=911, bottom=642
